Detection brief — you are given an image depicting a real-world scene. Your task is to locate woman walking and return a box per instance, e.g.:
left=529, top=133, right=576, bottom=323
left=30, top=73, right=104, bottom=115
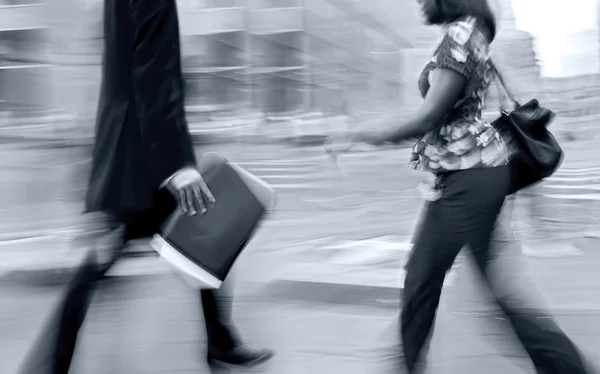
left=327, top=0, right=590, bottom=372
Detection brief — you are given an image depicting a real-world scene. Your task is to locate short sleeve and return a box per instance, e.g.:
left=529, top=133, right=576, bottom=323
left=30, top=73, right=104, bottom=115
left=434, top=18, right=488, bottom=80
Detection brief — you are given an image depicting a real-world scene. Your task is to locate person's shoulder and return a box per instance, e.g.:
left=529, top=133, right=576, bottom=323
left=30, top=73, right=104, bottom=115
left=445, top=16, right=489, bottom=49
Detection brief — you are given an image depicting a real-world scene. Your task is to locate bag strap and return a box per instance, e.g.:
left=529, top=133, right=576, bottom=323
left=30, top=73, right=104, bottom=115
left=490, top=60, right=518, bottom=113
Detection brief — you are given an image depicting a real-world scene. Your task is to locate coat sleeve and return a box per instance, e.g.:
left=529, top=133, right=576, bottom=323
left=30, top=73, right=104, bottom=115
left=129, top=0, right=196, bottom=189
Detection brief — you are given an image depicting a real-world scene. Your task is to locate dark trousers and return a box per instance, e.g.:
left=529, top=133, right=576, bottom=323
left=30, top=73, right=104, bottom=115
left=116, top=191, right=240, bottom=353
left=402, top=165, right=588, bottom=374
left=50, top=235, right=240, bottom=374
left=105, top=238, right=240, bottom=354
left=199, top=280, right=239, bottom=353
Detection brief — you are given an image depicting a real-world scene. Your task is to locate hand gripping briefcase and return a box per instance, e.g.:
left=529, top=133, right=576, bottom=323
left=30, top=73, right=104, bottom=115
left=150, top=152, right=277, bottom=289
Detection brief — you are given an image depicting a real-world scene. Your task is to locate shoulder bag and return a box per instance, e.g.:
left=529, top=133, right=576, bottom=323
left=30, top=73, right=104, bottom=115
left=490, top=62, right=564, bottom=192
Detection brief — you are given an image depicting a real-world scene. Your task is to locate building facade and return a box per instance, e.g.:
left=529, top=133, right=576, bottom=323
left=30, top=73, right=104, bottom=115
left=0, top=0, right=557, bottom=140
left=0, top=0, right=461, bottom=134
left=178, top=0, right=411, bottom=120
left=0, top=0, right=102, bottom=126
left=0, top=0, right=50, bottom=116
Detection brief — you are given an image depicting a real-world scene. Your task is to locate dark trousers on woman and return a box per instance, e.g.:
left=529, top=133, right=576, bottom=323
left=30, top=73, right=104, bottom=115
left=402, top=165, right=588, bottom=374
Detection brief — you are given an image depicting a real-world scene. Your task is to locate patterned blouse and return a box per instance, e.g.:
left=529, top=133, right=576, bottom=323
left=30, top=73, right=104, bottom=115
left=409, top=16, right=516, bottom=174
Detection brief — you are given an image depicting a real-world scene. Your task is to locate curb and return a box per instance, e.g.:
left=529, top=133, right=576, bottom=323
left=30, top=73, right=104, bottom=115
left=0, top=132, right=353, bottom=148
left=0, top=134, right=324, bottom=149
left=0, top=247, right=158, bottom=285
left=0, top=232, right=64, bottom=244
left=0, top=227, right=80, bottom=243
left=260, top=278, right=600, bottom=316
left=260, top=279, right=402, bottom=309
left=257, top=238, right=599, bottom=309
left=1, top=265, right=85, bottom=287
left=0, top=132, right=418, bottom=153
left=191, top=132, right=331, bottom=147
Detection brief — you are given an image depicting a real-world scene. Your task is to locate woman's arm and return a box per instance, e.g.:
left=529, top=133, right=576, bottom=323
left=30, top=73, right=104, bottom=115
left=354, top=68, right=467, bottom=145
left=350, top=18, right=490, bottom=147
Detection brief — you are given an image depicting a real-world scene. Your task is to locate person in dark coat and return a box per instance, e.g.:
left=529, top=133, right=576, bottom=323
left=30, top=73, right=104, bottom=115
left=59, top=0, right=274, bottom=371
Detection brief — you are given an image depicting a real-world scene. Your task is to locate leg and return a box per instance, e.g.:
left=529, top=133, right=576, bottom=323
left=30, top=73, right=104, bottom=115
left=445, top=198, right=539, bottom=370
left=469, top=204, right=589, bottom=374
left=200, top=238, right=243, bottom=354
left=402, top=202, right=464, bottom=372
left=202, top=289, right=274, bottom=369
left=201, top=244, right=273, bottom=369
left=47, top=251, right=99, bottom=374
left=201, top=287, right=239, bottom=353
left=402, top=166, right=509, bottom=373
left=448, top=197, right=542, bottom=315
left=50, top=222, right=127, bottom=374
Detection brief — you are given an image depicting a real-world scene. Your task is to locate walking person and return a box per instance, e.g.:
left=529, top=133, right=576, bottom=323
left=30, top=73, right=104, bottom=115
left=58, top=0, right=274, bottom=372
left=326, top=0, right=590, bottom=372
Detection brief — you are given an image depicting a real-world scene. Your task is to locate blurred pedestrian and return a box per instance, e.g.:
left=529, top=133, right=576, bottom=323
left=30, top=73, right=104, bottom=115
left=326, top=0, right=590, bottom=372
left=55, top=0, right=274, bottom=372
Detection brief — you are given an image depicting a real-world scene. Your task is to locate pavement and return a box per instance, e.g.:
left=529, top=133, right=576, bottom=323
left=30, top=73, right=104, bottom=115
left=0, top=283, right=63, bottom=374
left=0, top=248, right=96, bottom=374
left=53, top=258, right=600, bottom=374
left=0, top=143, right=427, bottom=240
left=2, top=140, right=600, bottom=373
left=1, top=139, right=600, bottom=239
left=2, top=211, right=600, bottom=373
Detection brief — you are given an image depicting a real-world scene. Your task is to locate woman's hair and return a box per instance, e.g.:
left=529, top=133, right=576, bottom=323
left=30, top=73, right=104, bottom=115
left=433, top=0, right=497, bottom=41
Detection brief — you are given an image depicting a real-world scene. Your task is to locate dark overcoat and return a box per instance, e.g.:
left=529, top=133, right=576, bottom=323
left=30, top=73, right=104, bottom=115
left=86, top=0, right=196, bottom=237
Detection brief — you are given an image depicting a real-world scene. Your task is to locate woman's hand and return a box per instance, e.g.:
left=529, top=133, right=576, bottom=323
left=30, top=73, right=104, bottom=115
left=324, top=131, right=390, bottom=155
left=77, top=212, right=124, bottom=269
left=324, top=133, right=357, bottom=155
left=352, top=130, right=388, bottom=146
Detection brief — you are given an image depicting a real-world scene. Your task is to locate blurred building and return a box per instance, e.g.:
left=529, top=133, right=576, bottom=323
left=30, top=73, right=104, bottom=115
left=178, top=0, right=412, bottom=121
left=0, top=0, right=50, bottom=120
left=0, top=0, right=579, bottom=141
left=177, top=0, right=543, bottom=121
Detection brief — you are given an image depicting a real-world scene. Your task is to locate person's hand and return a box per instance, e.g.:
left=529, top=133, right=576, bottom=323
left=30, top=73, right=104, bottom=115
left=166, top=167, right=216, bottom=216
left=324, top=133, right=357, bottom=155
left=77, top=212, right=124, bottom=269
left=352, top=130, right=388, bottom=146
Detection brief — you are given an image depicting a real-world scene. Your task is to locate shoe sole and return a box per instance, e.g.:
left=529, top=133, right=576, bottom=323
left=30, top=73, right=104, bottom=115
left=207, top=353, right=274, bottom=370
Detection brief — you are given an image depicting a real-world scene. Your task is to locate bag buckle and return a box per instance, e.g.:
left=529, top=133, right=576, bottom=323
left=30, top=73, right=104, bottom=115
left=501, top=102, right=518, bottom=116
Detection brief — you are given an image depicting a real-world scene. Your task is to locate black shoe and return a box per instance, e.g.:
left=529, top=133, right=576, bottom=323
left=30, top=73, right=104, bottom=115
left=207, top=346, right=274, bottom=369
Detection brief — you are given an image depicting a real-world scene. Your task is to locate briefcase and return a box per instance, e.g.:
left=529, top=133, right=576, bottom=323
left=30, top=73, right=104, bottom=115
left=150, top=152, right=276, bottom=289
